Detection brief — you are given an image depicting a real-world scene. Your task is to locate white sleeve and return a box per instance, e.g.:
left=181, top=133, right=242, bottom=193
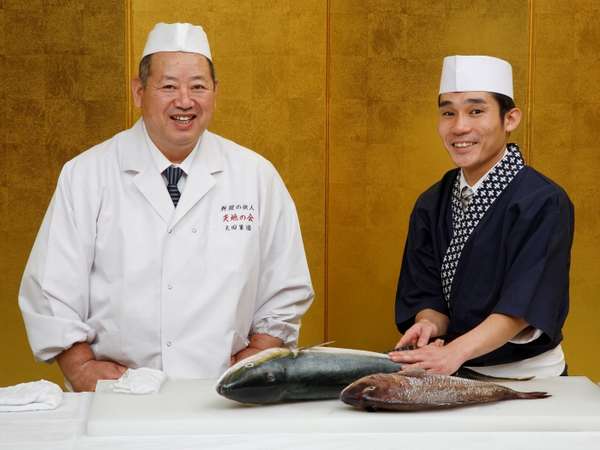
left=509, top=327, right=543, bottom=344
left=18, top=163, right=96, bottom=362
left=251, top=166, right=314, bottom=346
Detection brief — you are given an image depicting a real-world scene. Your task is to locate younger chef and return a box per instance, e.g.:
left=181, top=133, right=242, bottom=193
left=390, top=55, right=573, bottom=378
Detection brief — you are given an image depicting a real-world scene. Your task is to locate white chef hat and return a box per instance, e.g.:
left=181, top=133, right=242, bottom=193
left=439, top=55, right=513, bottom=99
left=142, top=22, right=212, bottom=61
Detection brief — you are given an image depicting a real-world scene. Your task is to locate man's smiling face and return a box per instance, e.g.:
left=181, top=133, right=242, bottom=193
left=133, top=51, right=217, bottom=159
left=437, top=91, right=519, bottom=184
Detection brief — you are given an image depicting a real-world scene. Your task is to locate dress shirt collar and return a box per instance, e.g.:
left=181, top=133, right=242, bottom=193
left=459, top=146, right=508, bottom=195
left=142, top=121, right=200, bottom=175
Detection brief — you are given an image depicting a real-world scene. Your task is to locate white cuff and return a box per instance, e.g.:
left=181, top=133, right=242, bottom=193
left=252, top=318, right=299, bottom=346
left=509, top=327, right=543, bottom=344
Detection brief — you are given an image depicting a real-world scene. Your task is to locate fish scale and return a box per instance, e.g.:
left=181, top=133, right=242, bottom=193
left=341, top=370, right=550, bottom=411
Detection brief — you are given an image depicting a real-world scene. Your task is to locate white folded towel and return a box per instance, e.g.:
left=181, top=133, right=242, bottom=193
left=112, top=367, right=167, bottom=394
left=0, top=379, right=63, bottom=412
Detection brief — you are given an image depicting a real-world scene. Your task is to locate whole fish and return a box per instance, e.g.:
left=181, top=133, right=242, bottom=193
left=216, top=346, right=404, bottom=404
left=216, top=346, right=530, bottom=404
left=340, top=368, right=549, bottom=411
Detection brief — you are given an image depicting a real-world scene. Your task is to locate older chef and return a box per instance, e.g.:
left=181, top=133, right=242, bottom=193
left=19, top=23, right=314, bottom=391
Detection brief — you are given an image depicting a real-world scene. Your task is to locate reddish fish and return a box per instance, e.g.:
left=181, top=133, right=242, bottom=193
left=340, top=368, right=549, bottom=411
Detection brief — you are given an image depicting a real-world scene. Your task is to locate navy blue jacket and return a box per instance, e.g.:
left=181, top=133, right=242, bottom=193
left=395, top=166, right=574, bottom=366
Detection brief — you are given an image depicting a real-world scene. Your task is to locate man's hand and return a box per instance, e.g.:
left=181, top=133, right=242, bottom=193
left=388, top=339, right=463, bottom=375
left=231, top=333, right=283, bottom=365
left=56, top=342, right=127, bottom=392
left=394, top=308, right=449, bottom=349
left=389, top=313, right=530, bottom=375
left=394, top=319, right=438, bottom=349
left=67, top=360, right=128, bottom=392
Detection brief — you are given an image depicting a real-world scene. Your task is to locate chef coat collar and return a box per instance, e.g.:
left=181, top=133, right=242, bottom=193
left=119, top=119, right=224, bottom=176
left=119, top=119, right=225, bottom=226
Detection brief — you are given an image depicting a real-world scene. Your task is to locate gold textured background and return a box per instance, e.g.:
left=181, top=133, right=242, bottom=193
left=0, top=0, right=128, bottom=386
left=530, top=0, right=600, bottom=379
left=0, top=0, right=327, bottom=386
left=2, top=0, right=598, bottom=387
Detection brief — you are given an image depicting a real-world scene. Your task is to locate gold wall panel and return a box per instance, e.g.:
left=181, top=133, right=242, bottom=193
left=531, top=0, right=600, bottom=380
left=130, top=0, right=328, bottom=346
left=327, top=0, right=531, bottom=352
left=0, top=0, right=127, bottom=387
left=3, top=0, right=599, bottom=388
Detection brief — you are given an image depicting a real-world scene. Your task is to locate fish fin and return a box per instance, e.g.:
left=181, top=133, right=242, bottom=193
left=455, top=367, right=535, bottom=382
left=515, top=391, right=550, bottom=399
left=397, top=367, right=427, bottom=377
left=297, top=340, right=336, bottom=352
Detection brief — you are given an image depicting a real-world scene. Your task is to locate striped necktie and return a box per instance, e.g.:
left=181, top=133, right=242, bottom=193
left=460, top=185, right=474, bottom=209
left=163, top=166, right=184, bottom=207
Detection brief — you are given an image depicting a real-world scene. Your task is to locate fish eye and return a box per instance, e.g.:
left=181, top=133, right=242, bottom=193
left=364, top=386, right=376, bottom=392
left=244, top=362, right=254, bottom=368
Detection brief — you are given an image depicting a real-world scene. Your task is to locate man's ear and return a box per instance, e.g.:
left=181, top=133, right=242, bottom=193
left=131, top=78, right=144, bottom=108
left=213, top=80, right=218, bottom=108
left=504, top=107, right=522, bottom=133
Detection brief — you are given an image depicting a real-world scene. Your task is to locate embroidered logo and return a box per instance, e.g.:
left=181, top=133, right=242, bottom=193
left=220, top=204, right=255, bottom=231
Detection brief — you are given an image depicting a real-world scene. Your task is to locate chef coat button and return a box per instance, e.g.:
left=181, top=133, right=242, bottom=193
left=167, top=229, right=173, bottom=234
left=166, top=341, right=172, bottom=347
left=167, top=284, right=173, bottom=290
left=192, top=228, right=197, bottom=233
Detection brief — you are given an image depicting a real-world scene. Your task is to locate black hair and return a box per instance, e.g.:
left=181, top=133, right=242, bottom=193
left=490, top=92, right=516, bottom=120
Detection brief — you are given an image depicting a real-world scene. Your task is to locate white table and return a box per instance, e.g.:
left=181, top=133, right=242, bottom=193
left=2, top=377, right=600, bottom=450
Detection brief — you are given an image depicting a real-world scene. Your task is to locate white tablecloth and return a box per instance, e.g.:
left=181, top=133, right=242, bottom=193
left=2, top=378, right=600, bottom=450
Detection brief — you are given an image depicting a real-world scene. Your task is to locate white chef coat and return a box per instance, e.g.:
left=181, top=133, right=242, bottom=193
left=19, top=119, right=314, bottom=379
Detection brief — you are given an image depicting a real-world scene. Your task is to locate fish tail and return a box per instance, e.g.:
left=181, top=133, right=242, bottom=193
left=514, top=391, right=550, bottom=399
